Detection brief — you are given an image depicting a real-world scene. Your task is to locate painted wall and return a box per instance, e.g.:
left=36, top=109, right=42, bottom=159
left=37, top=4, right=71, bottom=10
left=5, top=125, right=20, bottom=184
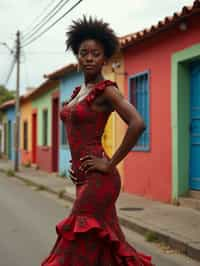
left=20, top=100, right=32, bottom=165
left=5, top=106, right=16, bottom=161
left=123, top=15, right=200, bottom=202
left=32, top=86, right=58, bottom=172
left=59, top=72, right=84, bottom=176
left=1, top=112, right=7, bottom=158
left=0, top=124, right=4, bottom=154
left=103, top=52, right=126, bottom=189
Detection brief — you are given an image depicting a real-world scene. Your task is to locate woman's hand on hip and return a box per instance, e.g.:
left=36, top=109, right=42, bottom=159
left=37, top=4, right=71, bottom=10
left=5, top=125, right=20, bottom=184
left=79, top=154, right=113, bottom=174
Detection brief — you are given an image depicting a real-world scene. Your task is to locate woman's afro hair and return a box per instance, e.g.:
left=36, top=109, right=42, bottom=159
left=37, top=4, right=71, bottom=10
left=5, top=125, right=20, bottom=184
left=66, top=16, right=120, bottom=58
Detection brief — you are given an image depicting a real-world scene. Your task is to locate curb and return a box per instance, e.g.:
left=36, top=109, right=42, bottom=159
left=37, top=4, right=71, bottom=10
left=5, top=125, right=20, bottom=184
left=1, top=168, right=200, bottom=262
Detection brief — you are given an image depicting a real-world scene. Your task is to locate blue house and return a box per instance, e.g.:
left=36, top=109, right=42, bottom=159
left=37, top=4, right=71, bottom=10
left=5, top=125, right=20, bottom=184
left=45, top=64, right=83, bottom=176
left=0, top=100, right=17, bottom=161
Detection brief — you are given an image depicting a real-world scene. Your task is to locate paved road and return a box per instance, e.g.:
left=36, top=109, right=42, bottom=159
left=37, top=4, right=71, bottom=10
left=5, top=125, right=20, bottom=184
left=0, top=173, right=199, bottom=266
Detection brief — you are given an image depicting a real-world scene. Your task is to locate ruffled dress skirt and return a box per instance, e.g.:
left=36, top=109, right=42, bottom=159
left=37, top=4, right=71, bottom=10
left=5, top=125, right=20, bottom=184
left=41, top=168, right=154, bottom=266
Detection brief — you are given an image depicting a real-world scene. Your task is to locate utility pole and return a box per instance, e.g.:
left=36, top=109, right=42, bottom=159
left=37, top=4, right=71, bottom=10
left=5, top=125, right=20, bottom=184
left=14, top=31, right=20, bottom=171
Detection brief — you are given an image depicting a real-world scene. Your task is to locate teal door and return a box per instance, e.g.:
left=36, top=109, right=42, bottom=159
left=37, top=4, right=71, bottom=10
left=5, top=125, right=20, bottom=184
left=190, top=60, right=200, bottom=190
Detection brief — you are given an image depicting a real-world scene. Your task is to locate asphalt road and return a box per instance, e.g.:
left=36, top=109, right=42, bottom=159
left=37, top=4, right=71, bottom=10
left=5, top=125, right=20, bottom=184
left=0, top=173, right=199, bottom=266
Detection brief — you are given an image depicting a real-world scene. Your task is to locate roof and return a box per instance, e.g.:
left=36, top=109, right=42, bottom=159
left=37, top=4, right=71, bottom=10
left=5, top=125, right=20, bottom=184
left=0, top=99, right=16, bottom=110
left=21, top=78, right=59, bottom=103
left=44, top=63, right=78, bottom=80
left=119, top=0, right=200, bottom=48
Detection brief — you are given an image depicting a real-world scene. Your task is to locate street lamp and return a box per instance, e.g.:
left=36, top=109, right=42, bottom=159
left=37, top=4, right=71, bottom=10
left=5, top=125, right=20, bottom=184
left=0, top=42, right=14, bottom=54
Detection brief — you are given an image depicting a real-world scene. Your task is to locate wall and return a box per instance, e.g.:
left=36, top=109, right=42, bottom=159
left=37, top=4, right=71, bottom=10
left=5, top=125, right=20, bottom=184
left=6, top=106, right=16, bottom=161
left=32, top=86, right=58, bottom=172
left=103, top=52, right=126, bottom=189
left=123, top=14, right=200, bottom=202
left=59, top=72, right=84, bottom=176
left=20, top=100, right=32, bottom=164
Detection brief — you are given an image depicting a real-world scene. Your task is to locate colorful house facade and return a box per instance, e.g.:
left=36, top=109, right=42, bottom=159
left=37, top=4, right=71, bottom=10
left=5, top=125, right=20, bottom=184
left=31, top=79, right=59, bottom=172
left=120, top=0, right=200, bottom=202
left=0, top=100, right=16, bottom=161
left=45, top=64, right=83, bottom=176
left=20, top=91, right=34, bottom=165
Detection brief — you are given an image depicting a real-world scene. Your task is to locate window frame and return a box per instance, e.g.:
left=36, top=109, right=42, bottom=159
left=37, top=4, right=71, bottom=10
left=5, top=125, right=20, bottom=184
left=128, top=70, right=150, bottom=151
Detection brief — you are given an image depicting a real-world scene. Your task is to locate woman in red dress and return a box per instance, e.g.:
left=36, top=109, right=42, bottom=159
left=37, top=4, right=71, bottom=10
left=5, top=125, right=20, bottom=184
left=41, top=16, right=154, bottom=266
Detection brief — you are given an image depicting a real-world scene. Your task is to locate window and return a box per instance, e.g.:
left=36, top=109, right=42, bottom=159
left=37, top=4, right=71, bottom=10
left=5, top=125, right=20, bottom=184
left=61, top=122, right=68, bottom=146
left=42, top=109, right=48, bottom=146
left=23, top=121, right=28, bottom=150
left=129, top=71, right=150, bottom=151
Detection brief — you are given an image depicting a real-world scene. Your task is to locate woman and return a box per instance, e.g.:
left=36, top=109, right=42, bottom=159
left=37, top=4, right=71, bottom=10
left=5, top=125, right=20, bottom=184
left=41, top=16, right=154, bottom=266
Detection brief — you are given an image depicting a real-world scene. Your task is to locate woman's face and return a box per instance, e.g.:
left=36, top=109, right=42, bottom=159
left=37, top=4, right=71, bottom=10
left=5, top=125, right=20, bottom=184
left=77, top=39, right=106, bottom=78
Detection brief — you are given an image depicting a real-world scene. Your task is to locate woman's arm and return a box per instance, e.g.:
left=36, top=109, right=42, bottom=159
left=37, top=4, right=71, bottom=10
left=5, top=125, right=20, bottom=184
left=103, top=85, right=146, bottom=170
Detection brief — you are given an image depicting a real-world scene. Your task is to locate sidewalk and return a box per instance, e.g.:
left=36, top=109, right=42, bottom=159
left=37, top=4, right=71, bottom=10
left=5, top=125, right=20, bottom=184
left=0, top=159, right=200, bottom=262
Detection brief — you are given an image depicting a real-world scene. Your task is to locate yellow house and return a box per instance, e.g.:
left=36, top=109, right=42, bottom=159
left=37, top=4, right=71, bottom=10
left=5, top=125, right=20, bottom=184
left=102, top=52, right=126, bottom=190
left=20, top=91, right=33, bottom=165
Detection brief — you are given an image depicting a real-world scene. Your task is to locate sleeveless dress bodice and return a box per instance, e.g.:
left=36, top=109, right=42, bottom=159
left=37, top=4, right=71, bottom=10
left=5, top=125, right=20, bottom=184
left=60, top=80, right=117, bottom=182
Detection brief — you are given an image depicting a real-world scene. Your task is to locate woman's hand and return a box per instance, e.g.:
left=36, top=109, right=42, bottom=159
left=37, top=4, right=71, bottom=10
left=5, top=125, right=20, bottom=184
left=79, top=154, right=113, bottom=174
left=68, top=164, right=85, bottom=185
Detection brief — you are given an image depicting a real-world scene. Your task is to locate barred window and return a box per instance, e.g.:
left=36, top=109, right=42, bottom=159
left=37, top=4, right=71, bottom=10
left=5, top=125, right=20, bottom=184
left=129, top=71, right=150, bottom=151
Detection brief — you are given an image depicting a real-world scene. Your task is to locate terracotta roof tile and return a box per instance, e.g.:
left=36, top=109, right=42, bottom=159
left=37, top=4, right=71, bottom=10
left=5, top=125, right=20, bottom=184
left=120, top=0, right=200, bottom=48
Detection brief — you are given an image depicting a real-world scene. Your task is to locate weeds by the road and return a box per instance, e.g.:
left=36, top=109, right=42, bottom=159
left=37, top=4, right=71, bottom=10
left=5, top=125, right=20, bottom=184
left=6, top=168, right=15, bottom=177
left=145, top=231, right=159, bottom=242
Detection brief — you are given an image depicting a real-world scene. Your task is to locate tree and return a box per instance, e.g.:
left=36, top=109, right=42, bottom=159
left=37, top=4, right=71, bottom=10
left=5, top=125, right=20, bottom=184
left=0, top=85, right=15, bottom=122
left=0, top=85, right=15, bottom=106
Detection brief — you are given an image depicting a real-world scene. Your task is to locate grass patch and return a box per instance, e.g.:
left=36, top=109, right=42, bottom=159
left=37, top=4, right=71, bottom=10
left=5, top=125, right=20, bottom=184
left=6, top=169, right=15, bottom=177
left=58, top=190, right=65, bottom=198
left=35, top=184, right=46, bottom=191
left=145, top=231, right=159, bottom=242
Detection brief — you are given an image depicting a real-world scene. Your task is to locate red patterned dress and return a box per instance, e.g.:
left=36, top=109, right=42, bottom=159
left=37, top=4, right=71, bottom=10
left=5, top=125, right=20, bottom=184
left=41, top=80, right=154, bottom=266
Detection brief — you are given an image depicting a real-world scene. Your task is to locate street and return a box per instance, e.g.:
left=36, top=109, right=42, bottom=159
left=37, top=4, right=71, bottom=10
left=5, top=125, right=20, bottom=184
left=0, top=172, right=199, bottom=266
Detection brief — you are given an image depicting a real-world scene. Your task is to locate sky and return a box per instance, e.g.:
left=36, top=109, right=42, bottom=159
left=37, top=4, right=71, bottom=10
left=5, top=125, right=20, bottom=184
left=0, top=0, right=195, bottom=95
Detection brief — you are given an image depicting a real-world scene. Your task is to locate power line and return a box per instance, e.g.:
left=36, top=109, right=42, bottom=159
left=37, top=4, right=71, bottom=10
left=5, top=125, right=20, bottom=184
left=22, top=0, right=70, bottom=42
left=21, top=0, right=83, bottom=48
left=22, top=0, right=58, bottom=35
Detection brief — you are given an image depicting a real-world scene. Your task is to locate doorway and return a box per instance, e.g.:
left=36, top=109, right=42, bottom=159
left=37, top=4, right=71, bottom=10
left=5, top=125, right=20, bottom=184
left=52, top=97, right=59, bottom=172
left=189, top=60, right=200, bottom=190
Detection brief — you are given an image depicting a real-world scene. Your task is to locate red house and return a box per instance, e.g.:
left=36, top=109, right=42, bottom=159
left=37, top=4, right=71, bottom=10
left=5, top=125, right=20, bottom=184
left=120, top=0, right=200, bottom=202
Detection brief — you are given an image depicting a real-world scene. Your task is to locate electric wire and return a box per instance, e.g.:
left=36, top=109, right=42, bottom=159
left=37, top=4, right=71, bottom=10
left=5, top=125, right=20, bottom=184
left=22, top=0, right=71, bottom=41
left=21, top=0, right=83, bottom=48
left=22, top=0, right=58, bottom=35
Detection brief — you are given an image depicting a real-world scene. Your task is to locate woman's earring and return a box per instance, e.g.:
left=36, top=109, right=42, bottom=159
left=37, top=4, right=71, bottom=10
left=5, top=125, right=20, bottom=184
left=77, top=63, right=80, bottom=72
